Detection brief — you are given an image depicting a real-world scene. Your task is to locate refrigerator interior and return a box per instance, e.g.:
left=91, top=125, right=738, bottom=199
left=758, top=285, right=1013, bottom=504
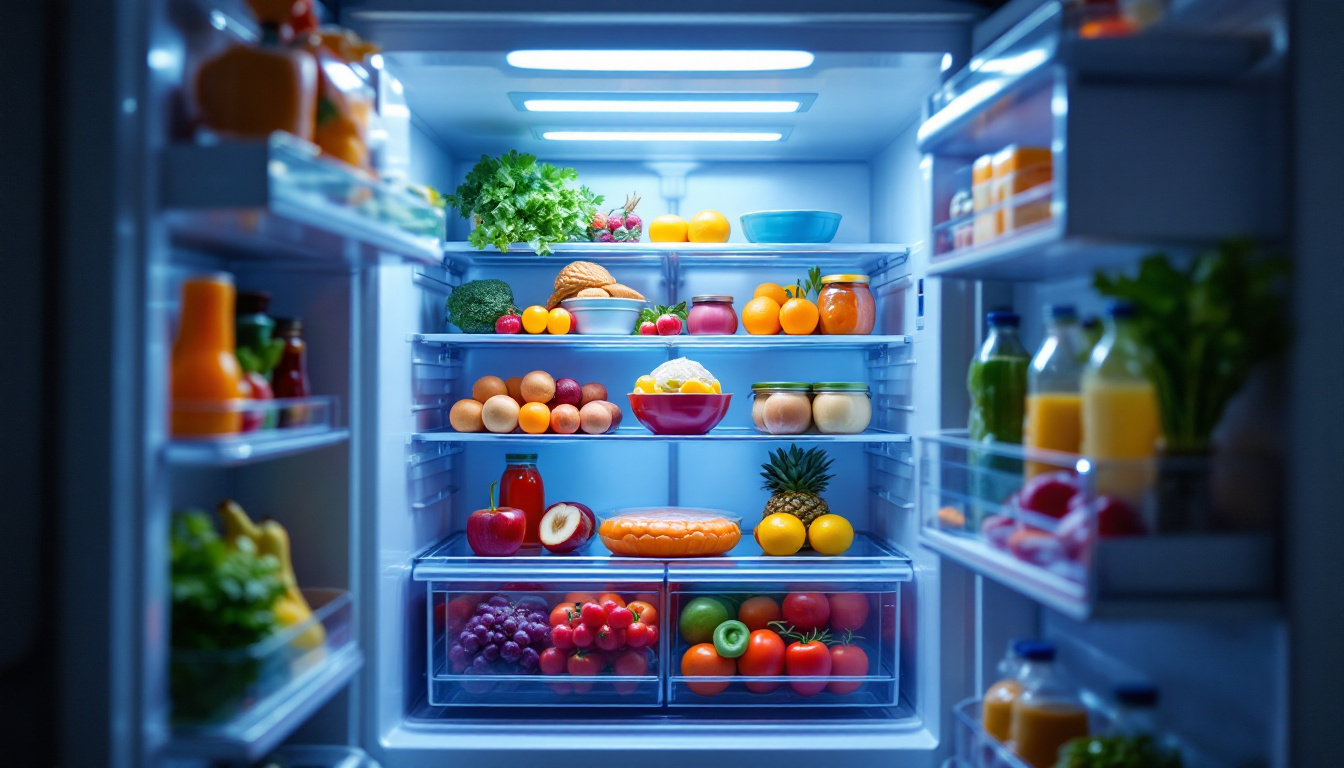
left=134, top=1, right=1293, bottom=767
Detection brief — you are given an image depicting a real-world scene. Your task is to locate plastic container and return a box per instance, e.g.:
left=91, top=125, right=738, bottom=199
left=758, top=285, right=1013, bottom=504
left=811, top=382, right=873, bottom=434
left=1010, top=642, right=1090, bottom=768
left=992, top=146, right=1053, bottom=234
left=687, top=295, right=739, bottom=335
left=817, top=275, right=876, bottom=335
left=1025, top=305, right=1087, bottom=477
left=750, top=383, right=813, bottom=435
left=627, top=393, right=732, bottom=435
left=971, top=154, right=997, bottom=244
left=598, top=507, right=742, bottom=557
left=560, top=297, right=647, bottom=335
left=172, top=273, right=247, bottom=437
left=982, top=640, right=1031, bottom=741
left=740, top=210, right=842, bottom=243
left=1082, top=301, right=1161, bottom=503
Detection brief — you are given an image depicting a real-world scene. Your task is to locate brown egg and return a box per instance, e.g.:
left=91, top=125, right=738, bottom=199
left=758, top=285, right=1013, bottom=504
left=449, top=399, right=484, bottom=432
left=472, top=375, right=508, bottom=403
left=520, top=370, right=557, bottom=404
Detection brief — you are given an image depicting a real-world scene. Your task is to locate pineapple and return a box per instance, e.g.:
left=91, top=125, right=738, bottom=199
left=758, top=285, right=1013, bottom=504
left=761, top=445, right=835, bottom=544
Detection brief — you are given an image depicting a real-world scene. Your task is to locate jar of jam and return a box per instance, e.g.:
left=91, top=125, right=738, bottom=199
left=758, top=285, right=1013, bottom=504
left=811, top=382, right=872, bottom=434
left=818, top=274, right=876, bottom=335
left=688, top=295, right=738, bottom=335
left=750, top=382, right=813, bottom=435
left=499, top=454, right=545, bottom=548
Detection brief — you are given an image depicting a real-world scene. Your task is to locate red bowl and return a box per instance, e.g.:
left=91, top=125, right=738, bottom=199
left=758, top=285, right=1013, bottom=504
left=627, top=393, right=733, bottom=435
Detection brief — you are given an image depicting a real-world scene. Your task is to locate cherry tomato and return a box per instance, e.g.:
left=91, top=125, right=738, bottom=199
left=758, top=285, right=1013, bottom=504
left=828, top=642, right=869, bottom=695
left=567, top=650, right=603, bottom=694
left=595, top=624, right=626, bottom=651
left=608, top=606, right=634, bottom=629
left=782, top=593, right=831, bottom=633
left=646, top=624, right=659, bottom=646
left=572, top=623, right=595, bottom=649
left=626, top=600, right=658, bottom=627
left=598, top=593, right=627, bottom=609
left=563, top=592, right=597, bottom=605
left=551, top=624, right=575, bottom=651
left=613, top=649, right=649, bottom=695
left=626, top=621, right=650, bottom=648
left=784, top=638, right=832, bottom=696
left=580, top=602, right=606, bottom=628
left=681, top=642, right=735, bottom=697
left=738, top=596, right=782, bottom=632
left=539, top=647, right=566, bottom=675
left=828, top=593, right=870, bottom=634
left=550, top=603, right=579, bottom=628
left=737, top=629, right=786, bottom=694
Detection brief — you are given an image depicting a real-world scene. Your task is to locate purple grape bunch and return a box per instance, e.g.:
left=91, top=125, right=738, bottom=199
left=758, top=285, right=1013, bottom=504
left=449, top=595, right=552, bottom=675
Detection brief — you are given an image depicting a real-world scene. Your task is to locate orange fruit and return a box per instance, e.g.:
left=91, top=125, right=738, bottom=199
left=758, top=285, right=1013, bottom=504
left=518, top=402, right=551, bottom=434
left=742, top=296, right=782, bottom=335
left=648, top=214, right=689, bottom=242
left=754, top=283, right=790, bottom=307
left=547, top=307, right=572, bottom=335
left=779, top=297, right=819, bottom=335
left=521, top=305, right=549, bottom=334
left=687, top=210, right=731, bottom=243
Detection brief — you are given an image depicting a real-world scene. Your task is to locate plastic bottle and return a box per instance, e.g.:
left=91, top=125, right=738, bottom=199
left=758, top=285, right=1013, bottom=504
left=1010, top=642, right=1090, bottom=768
left=171, top=273, right=247, bottom=436
left=983, top=639, right=1034, bottom=742
left=968, top=311, right=1030, bottom=444
left=1025, top=305, right=1087, bottom=477
left=1081, top=301, right=1162, bottom=501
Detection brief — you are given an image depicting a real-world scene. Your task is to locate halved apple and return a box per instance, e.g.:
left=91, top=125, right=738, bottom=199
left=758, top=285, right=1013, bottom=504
left=539, top=502, right=595, bottom=554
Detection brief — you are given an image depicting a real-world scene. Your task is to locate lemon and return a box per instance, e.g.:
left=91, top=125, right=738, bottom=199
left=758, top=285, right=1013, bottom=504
left=634, top=375, right=658, bottom=394
left=679, top=379, right=714, bottom=394
left=756, top=513, right=807, bottom=556
left=808, top=514, right=854, bottom=555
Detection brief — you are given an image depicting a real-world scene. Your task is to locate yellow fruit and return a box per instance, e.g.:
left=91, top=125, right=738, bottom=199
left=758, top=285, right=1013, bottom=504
left=679, top=379, right=714, bottom=394
left=688, top=210, right=731, bottom=243
left=754, top=283, right=790, bottom=307
left=547, top=307, right=572, bottom=335
left=522, top=305, right=549, bottom=334
left=648, top=214, right=689, bottom=242
left=518, top=402, right=551, bottom=434
left=742, top=296, right=782, bottom=335
left=808, top=514, right=855, bottom=555
left=711, top=379, right=721, bottom=394
left=757, top=513, right=807, bottom=556
left=779, top=297, right=819, bottom=335
left=634, top=375, right=658, bottom=394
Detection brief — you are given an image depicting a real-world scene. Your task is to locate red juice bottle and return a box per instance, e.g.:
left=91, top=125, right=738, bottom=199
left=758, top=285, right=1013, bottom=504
left=499, top=454, right=545, bottom=548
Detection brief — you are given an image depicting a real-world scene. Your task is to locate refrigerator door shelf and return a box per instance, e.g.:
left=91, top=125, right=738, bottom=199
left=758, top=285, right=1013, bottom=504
left=165, top=395, right=347, bottom=467
left=265, top=745, right=384, bottom=768
left=162, top=132, right=444, bottom=269
left=918, top=430, right=1279, bottom=621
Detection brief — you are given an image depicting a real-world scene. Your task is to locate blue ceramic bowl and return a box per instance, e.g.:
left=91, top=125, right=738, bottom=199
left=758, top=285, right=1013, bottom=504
left=740, top=210, right=843, bottom=244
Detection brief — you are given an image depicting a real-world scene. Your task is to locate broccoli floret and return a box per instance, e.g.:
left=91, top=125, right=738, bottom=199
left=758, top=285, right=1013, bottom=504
left=446, top=279, right=515, bottom=334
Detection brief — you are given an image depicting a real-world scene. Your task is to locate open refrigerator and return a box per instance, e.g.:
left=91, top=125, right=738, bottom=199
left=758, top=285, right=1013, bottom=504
left=33, top=0, right=1323, bottom=766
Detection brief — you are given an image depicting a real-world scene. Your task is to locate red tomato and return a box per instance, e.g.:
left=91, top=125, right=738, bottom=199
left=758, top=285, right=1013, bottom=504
left=568, top=650, right=604, bottom=694
left=580, top=602, right=606, bottom=628
left=572, top=623, right=595, bottom=649
left=828, top=643, right=870, bottom=695
left=613, top=649, right=649, bottom=695
left=626, top=600, right=659, bottom=627
left=551, top=624, right=575, bottom=651
left=595, top=624, right=626, bottom=651
left=626, top=621, right=651, bottom=648
left=782, top=593, right=831, bottom=633
left=681, top=642, right=735, bottom=696
left=550, top=603, right=579, bottom=628
left=738, top=596, right=782, bottom=632
left=737, top=629, right=786, bottom=694
left=784, top=638, right=832, bottom=696
left=563, top=592, right=597, bottom=605
left=539, top=647, right=566, bottom=675
left=828, top=593, right=870, bottom=634
left=598, top=593, right=627, bottom=609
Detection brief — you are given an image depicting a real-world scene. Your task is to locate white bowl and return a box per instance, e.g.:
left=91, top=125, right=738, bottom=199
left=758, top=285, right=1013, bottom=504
left=560, top=297, right=647, bottom=335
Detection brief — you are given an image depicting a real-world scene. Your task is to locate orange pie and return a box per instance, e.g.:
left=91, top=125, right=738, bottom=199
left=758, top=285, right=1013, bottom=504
left=599, top=508, right=741, bottom=558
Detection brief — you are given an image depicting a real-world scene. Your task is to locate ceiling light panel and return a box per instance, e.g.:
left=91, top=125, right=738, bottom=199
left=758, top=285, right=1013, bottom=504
left=506, top=50, right=815, bottom=72
left=508, top=93, right=817, bottom=114
left=540, top=130, right=786, bottom=142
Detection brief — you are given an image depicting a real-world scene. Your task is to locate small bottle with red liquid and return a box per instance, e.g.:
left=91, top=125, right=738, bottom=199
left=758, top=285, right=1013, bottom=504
left=271, top=317, right=311, bottom=426
left=499, top=454, right=545, bottom=548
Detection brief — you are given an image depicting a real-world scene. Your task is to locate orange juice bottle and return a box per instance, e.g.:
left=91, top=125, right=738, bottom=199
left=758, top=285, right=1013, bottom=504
left=1025, top=305, right=1087, bottom=477
left=1081, top=301, right=1162, bottom=501
left=983, top=639, right=1032, bottom=742
left=171, top=273, right=246, bottom=436
left=1010, top=642, right=1090, bottom=768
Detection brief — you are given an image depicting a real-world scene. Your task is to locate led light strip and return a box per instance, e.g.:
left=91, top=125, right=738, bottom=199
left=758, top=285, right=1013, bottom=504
left=541, top=130, right=784, bottom=142
left=506, top=50, right=815, bottom=72
left=523, top=99, right=801, bottom=114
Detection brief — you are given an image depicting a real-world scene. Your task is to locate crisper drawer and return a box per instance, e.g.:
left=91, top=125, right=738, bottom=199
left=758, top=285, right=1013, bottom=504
left=666, top=581, right=902, bottom=707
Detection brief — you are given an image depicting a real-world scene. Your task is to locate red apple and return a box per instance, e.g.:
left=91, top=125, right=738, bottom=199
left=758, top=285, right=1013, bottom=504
left=239, top=371, right=274, bottom=432
left=539, top=501, right=595, bottom=554
left=466, top=481, right=526, bottom=556
left=1056, top=494, right=1145, bottom=561
left=1017, top=471, right=1081, bottom=519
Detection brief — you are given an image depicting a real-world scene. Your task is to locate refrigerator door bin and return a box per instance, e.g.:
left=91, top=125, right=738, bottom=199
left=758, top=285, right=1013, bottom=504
left=165, top=395, right=348, bottom=466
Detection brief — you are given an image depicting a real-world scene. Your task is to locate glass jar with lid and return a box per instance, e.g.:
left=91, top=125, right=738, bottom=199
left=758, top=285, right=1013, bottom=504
left=817, top=274, right=876, bottom=335
left=687, top=295, right=738, bottom=335
left=750, top=382, right=813, bottom=435
left=811, top=382, right=872, bottom=434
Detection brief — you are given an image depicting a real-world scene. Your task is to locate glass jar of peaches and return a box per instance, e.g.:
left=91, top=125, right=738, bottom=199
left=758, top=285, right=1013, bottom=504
left=817, top=274, right=875, bottom=335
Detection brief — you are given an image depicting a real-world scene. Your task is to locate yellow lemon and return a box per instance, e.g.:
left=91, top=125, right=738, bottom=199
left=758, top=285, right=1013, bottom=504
left=521, top=305, right=549, bottom=334
left=754, top=283, right=791, bottom=307
left=711, top=379, right=721, bottom=394
left=547, top=307, right=572, bottom=335
left=808, top=514, right=855, bottom=555
left=679, top=379, right=714, bottom=394
left=648, top=214, right=689, bottom=242
left=756, top=513, right=807, bottom=556
left=634, top=375, right=658, bottom=394
left=688, top=210, right=731, bottom=243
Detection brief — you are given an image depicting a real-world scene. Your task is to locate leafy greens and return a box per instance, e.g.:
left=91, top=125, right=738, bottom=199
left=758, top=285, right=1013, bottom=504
left=446, top=151, right=603, bottom=256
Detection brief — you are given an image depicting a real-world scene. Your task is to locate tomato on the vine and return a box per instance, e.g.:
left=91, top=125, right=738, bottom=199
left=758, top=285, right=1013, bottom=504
left=782, top=593, right=831, bottom=633
left=681, top=643, right=735, bottom=697
left=737, top=629, right=786, bottom=693
left=598, top=592, right=627, bottom=609
left=828, top=639, right=869, bottom=695
left=626, top=621, right=651, bottom=648
left=828, top=593, right=870, bottom=634
left=626, top=600, right=658, bottom=627
left=567, top=650, right=604, bottom=694
left=782, top=630, right=832, bottom=696
left=550, top=603, right=579, bottom=628
left=738, top=596, right=782, bottom=632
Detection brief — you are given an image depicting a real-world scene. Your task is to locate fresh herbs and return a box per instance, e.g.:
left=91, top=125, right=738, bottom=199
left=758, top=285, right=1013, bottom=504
left=170, top=511, right=285, bottom=651
left=446, top=278, right=516, bottom=334
left=446, top=151, right=603, bottom=255
left=1057, top=734, right=1184, bottom=768
left=787, top=266, right=825, bottom=301
left=1093, top=239, right=1289, bottom=454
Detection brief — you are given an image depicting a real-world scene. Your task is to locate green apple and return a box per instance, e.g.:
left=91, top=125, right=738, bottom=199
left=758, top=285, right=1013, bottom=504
left=679, top=596, right=730, bottom=645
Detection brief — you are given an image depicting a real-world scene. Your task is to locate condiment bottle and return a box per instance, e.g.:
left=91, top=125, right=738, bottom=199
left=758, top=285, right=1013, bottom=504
left=817, top=274, right=876, bottom=335
left=1010, top=642, right=1090, bottom=768
left=968, top=311, right=1029, bottom=444
left=271, top=318, right=311, bottom=427
left=171, top=273, right=247, bottom=437
left=1081, top=301, right=1162, bottom=502
left=499, top=454, right=545, bottom=548
left=1025, top=305, right=1087, bottom=477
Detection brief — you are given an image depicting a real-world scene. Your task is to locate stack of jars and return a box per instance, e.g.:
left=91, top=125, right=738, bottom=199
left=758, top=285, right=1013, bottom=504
left=750, top=382, right=873, bottom=435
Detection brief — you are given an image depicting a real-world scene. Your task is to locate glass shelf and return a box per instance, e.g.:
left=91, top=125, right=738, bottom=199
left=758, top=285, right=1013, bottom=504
left=162, top=132, right=444, bottom=268
left=411, top=333, right=911, bottom=350
left=164, top=590, right=364, bottom=763
left=165, top=396, right=347, bottom=467
left=441, top=241, right=911, bottom=272
left=411, top=427, right=912, bottom=445
left=413, top=532, right=912, bottom=585
left=926, top=218, right=1159, bottom=282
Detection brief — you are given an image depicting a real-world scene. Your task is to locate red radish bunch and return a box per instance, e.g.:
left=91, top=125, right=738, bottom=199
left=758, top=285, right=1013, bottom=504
left=589, top=193, right=642, bottom=242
